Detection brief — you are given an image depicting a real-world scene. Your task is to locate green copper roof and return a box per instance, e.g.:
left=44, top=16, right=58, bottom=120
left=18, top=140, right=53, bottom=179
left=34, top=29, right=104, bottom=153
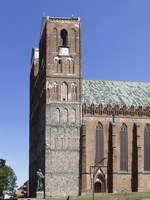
left=82, top=79, right=150, bottom=107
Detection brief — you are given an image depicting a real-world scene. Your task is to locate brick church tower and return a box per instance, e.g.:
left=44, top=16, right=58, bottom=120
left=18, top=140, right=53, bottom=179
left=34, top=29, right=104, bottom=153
left=30, top=16, right=150, bottom=197
left=29, top=17, right=82, bottom=197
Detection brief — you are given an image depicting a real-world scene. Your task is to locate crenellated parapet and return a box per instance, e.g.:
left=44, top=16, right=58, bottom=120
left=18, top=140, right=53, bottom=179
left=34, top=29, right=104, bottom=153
left=82, top=103, right=150, bottom=117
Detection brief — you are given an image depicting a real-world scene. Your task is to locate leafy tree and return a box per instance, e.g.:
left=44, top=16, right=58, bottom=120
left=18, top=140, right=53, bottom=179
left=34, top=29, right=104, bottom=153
left=0, top=165, right=17, bottom=198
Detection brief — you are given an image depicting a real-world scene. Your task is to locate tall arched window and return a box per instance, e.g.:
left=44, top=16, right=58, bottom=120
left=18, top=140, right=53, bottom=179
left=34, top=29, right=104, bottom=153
left=71, top=83, right=77, bottom=101
left=95, top=122, right=104, bottom=164
left=144, top=124, right=150, bottom=170
left=68, top=58, right=74, bottom=74
left=63, top=108, right=68, bottom=123
left=60, top=29, right=68, bottom=47
left=70, top=108, right=76, bottom=123
left=107, top=123, right=113, bottom=192
left=131, top=123, right=138, bottom=192
left=52, top=82, right=58, bottom=100
left=61, top=82, right=68, bottom=101
left=120, top=123, right=128, bottom=170
left=57, top=59, right=62, bottom=73
left=55, top=108, right=60, bottom=123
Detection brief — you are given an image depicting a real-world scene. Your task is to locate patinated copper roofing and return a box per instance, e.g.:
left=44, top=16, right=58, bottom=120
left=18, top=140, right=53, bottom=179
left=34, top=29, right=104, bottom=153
left=83, top=79, right=150, bottom=107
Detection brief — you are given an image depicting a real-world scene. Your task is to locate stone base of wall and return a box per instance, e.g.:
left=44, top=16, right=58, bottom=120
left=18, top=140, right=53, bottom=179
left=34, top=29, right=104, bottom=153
left=81, top=189, right=92, bottom=195
left=36, top=191, right=44, bottom=199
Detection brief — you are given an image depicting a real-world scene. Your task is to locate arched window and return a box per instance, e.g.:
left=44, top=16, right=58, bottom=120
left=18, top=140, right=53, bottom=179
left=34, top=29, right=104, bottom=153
left=61, top=82, right=68, bottom=101
left=95, top=122, right=104, bottom=164
left=55, top=108, right=60, bottom=123
left=70, top=108, right=76, bottom=123
left=52, top=82, right=58, bottom=100
left=63, top=108, right=68, bottom=123
left=144, top=124, right=150, bottom=170
left=71, top=83, right=77, bottom=101
left=57, top=59, right=62, bottom=73
left=131, top=123, right=138, bottom=192
left=107, top=123, right=113, bottom=192
left=60, top=29, right=68, bottom=47
left=67, top=58, right=74, bottom=74
left=120, top=123, right=128, bottom=170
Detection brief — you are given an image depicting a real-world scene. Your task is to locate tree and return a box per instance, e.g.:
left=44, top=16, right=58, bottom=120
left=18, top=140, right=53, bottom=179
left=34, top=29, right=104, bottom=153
left=0, top=165, right=17, bottom=198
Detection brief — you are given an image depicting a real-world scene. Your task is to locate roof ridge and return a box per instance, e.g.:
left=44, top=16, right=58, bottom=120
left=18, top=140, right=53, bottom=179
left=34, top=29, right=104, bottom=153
left=83, top=79, right=150, bottom=84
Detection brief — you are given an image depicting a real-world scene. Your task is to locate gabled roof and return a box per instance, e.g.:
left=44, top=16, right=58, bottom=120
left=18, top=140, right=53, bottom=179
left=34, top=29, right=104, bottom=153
left=82, top=79, right=150, bottom=107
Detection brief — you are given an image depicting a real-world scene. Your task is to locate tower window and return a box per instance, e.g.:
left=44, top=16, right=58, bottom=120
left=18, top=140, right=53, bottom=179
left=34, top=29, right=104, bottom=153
left=61, top=82, right=68, bottom=101
left=60, top=29, right=68, bottom=47
left=59, top=59, right=61, bottom=64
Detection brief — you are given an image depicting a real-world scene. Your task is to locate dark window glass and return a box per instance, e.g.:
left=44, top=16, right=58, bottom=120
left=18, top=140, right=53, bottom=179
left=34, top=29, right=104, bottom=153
left=60, top=29, right=68, bottom=47
left=144, top=125, right=150, bottom=170
left=131, top=123, right=138, bottom=192
left=120, top=123, right=128, bottom=170
left=95, top=122, right=104, bottom=164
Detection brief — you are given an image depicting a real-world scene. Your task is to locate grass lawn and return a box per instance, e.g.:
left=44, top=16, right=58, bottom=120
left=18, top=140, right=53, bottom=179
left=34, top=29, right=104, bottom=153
left=48, top=192, right=150, bottom=200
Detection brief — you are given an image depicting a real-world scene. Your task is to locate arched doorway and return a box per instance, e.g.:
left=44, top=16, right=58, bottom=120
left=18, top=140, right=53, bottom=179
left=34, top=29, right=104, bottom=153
left=94, top=181, right=101, bottom=193
left=94, top=170, right=106, bottom=193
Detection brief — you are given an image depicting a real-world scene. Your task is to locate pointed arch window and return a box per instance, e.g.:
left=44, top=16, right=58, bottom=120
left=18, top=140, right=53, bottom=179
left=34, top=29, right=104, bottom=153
left=95, top=122, right=104, bottom=164
left=70, top=108, right=76, bottom=123
left=55, top=108, right=60, bottom=123
left=61, top=82, right=68, bottom=101
left=52, top=82, right=58, bottom=100
left=57, top=59, right=62, bottom=73
left=71, top=83, right=77, bottom=101
left=131, top=123, right=138, bottom=191
left=60, top=29, right=68, bottom=47
left=120, top=123, right=128, bottom=170
left=144, top=124, right=150, bottom=170
left=63, top=108, right=68, bottom=123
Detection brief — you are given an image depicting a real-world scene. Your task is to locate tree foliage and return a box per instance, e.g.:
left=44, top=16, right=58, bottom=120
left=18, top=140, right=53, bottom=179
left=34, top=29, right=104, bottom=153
left=0, top=165, right=17, bottom=197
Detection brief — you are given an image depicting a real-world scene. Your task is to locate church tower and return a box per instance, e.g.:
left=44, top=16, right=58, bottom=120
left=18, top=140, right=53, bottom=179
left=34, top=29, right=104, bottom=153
left=44, top=17, right=82, bottom=197
left=29, top=17, right=82, bottom=197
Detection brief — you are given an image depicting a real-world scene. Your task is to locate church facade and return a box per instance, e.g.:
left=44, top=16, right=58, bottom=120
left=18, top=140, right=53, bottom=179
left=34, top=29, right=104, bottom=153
left=29, top=17, right=150, bottom=197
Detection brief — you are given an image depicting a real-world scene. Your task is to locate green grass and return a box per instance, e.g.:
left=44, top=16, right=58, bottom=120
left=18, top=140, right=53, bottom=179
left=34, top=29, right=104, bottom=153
left=47, top=192, right=150, bottom=200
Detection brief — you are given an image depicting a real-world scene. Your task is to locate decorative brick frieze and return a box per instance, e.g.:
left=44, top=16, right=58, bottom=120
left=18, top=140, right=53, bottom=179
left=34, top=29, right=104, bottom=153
left=82, top=103, right=150, bottom=117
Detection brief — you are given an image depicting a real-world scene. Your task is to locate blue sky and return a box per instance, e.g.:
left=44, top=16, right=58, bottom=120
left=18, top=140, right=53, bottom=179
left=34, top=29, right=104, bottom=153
left=1, top=0, right=150, bottom=187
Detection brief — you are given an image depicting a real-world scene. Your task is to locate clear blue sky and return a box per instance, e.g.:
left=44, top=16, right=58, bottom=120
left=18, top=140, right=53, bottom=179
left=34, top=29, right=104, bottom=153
left=1, top=0, right=150, bottom=187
